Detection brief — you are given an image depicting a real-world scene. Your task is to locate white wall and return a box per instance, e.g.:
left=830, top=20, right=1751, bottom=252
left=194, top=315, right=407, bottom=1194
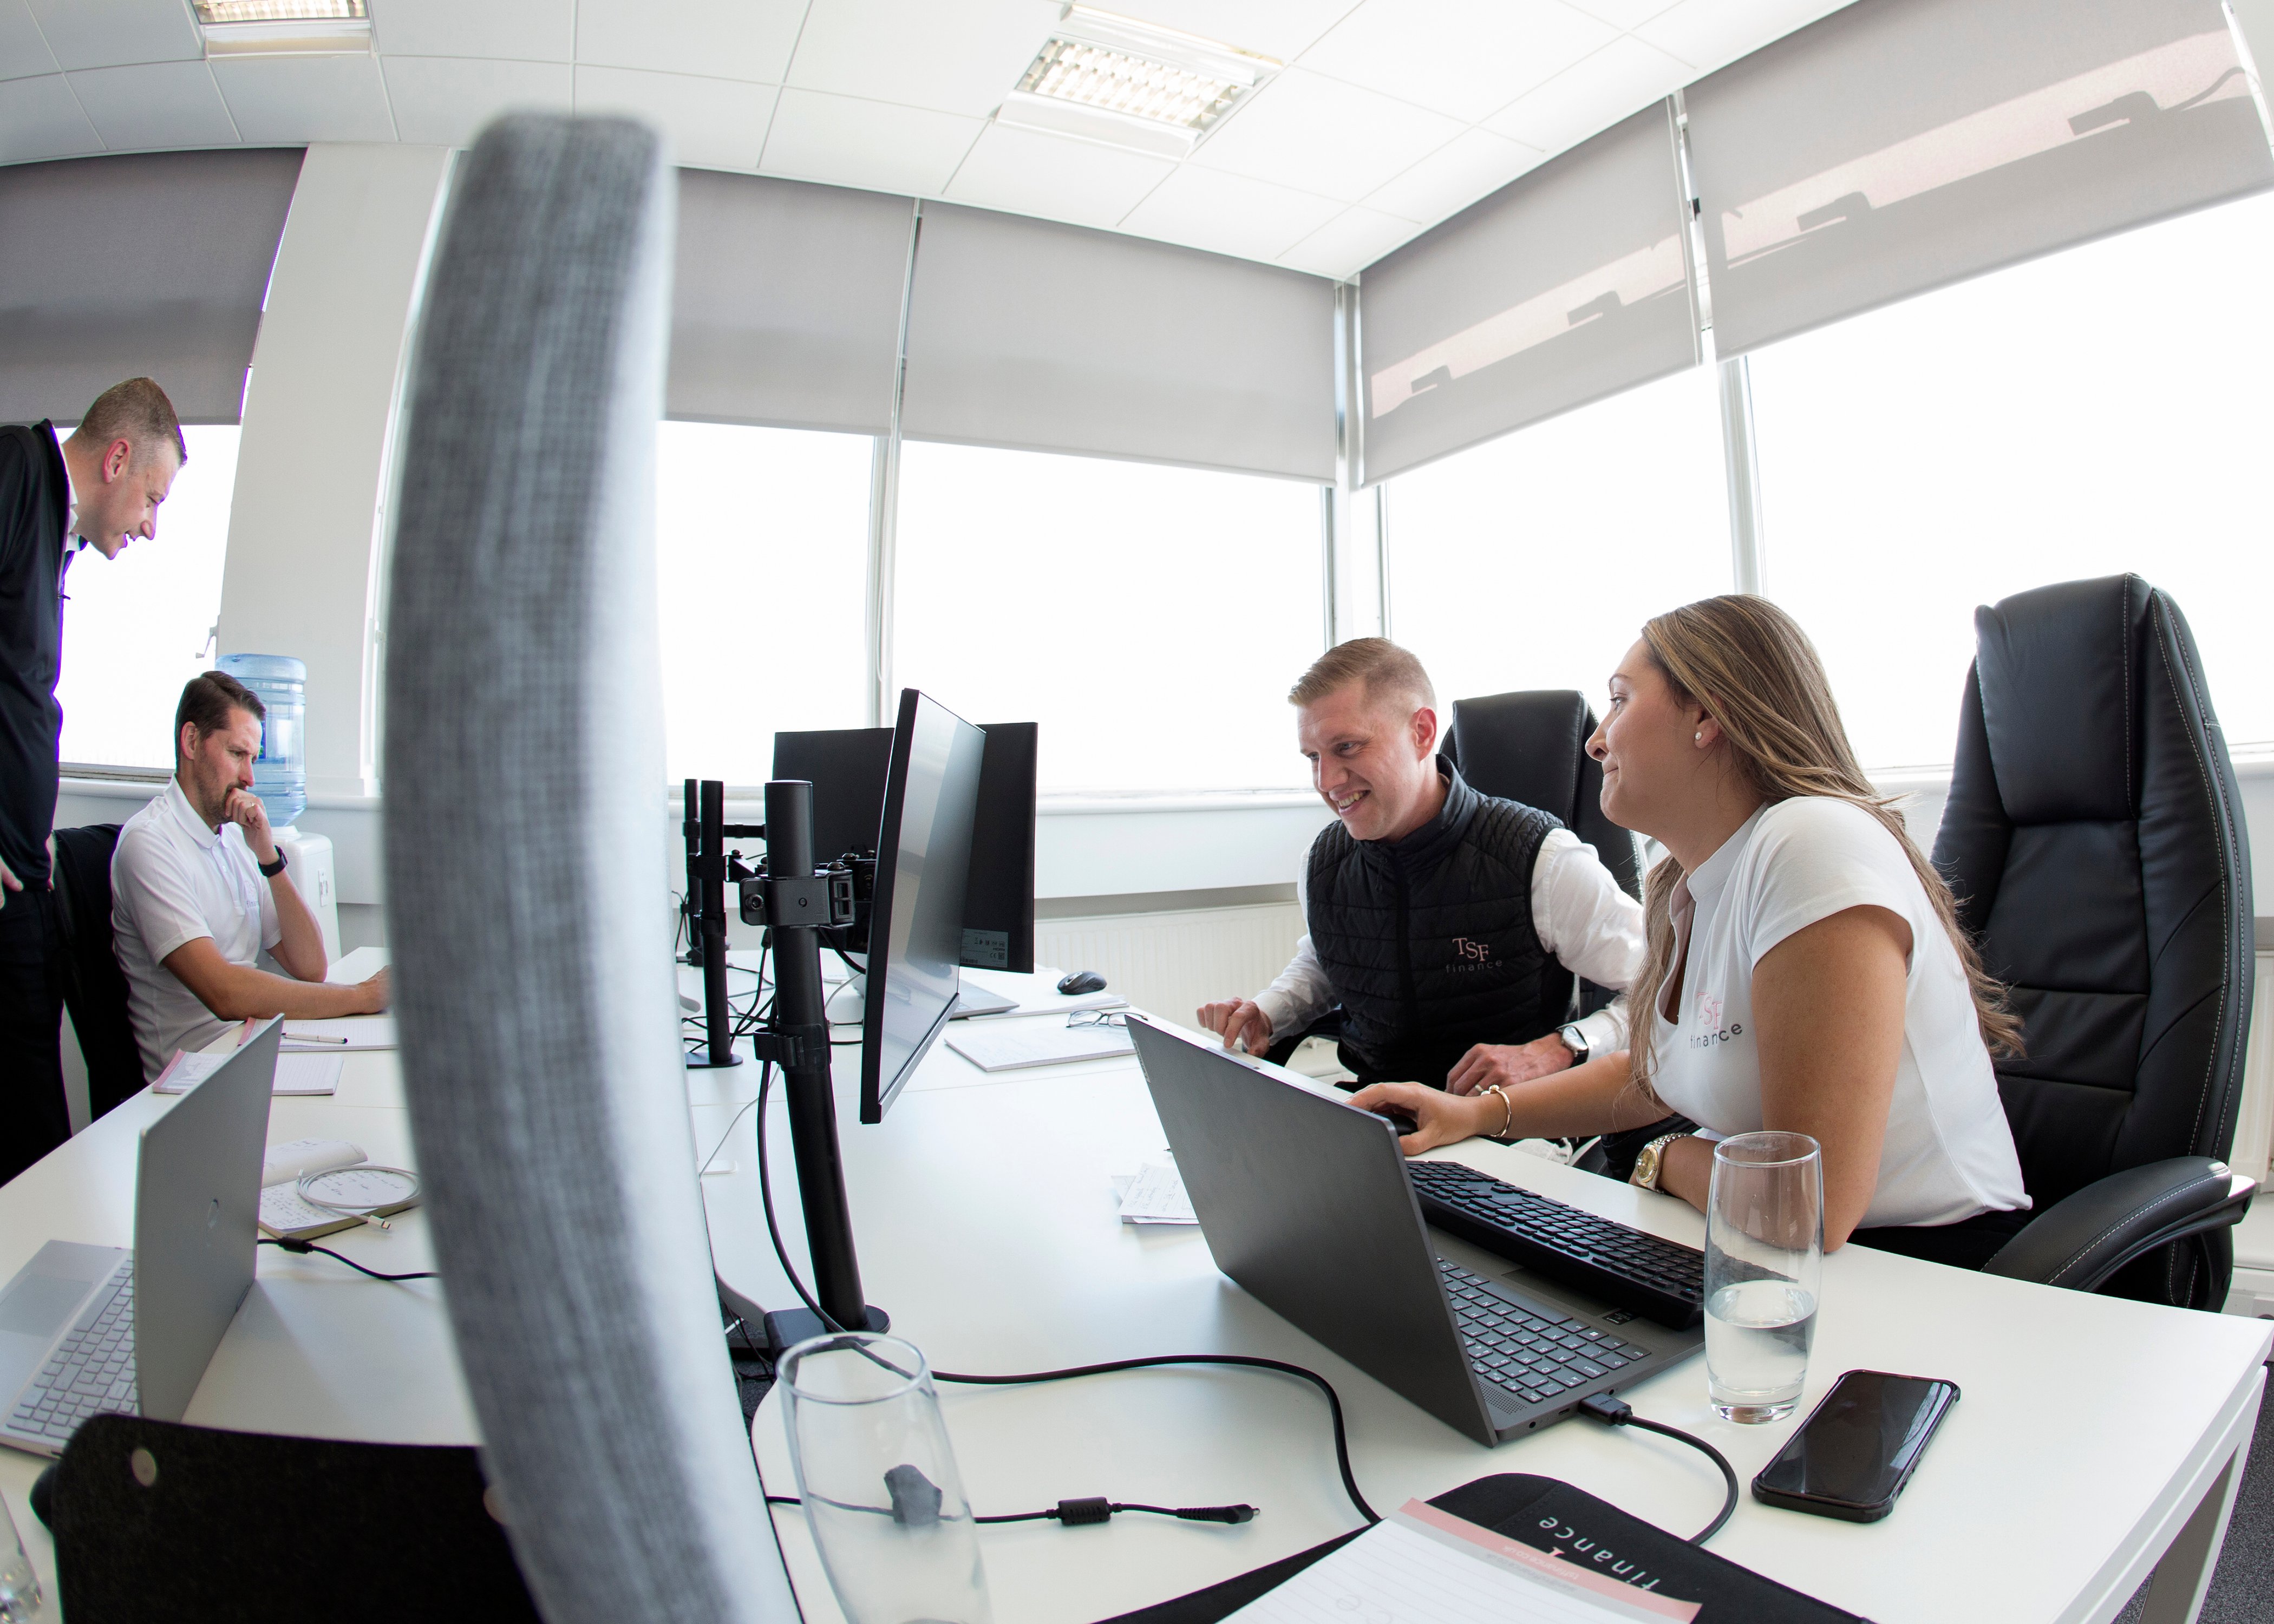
left=218, top=143, right=453, bottom=797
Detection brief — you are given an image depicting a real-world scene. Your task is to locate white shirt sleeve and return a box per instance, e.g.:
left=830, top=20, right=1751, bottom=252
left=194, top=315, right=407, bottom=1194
left=1737, top=799, right=1923, bottom=968
left=1530, top=827, right=1646, bottom=1054
left=113, top=825, right=220, bottom=967
left=1253, top=865, right=1334, bottom=1042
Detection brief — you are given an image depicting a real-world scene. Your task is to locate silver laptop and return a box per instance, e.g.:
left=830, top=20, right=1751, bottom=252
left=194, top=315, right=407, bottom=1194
left=1126, top=1015, right=1702, bottom=1448
left=0, top=1016, right=281, bottom=1456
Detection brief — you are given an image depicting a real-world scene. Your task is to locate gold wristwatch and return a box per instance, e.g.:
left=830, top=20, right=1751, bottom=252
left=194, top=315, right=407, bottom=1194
left=1628, top=1132, right=1690, bottom=1191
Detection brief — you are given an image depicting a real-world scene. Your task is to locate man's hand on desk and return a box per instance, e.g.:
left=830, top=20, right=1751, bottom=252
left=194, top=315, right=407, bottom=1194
left=1445, top=1034, right=1574, bottom=1096
left=1197, top=998, right=1273, bottom=1056
left=351, top=965, right=392, bottom=1014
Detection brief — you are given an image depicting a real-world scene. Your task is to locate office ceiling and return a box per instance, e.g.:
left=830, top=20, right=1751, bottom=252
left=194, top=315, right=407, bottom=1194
left=0, top=0, right=1855, bottom=278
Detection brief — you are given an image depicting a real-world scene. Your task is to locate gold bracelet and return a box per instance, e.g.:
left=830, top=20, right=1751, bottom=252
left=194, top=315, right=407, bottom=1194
left=1482, top=1083, right=1514, bottom=1140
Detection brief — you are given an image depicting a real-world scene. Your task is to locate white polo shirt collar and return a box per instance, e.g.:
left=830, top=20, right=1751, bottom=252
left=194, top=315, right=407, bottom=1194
left=162, top=777, right=223, bottom=852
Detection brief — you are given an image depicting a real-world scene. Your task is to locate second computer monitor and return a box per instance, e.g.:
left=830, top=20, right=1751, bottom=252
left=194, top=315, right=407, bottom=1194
left=772, top=719, right=1036, bottom=974
left=860, top=690, right=986, bottom=1124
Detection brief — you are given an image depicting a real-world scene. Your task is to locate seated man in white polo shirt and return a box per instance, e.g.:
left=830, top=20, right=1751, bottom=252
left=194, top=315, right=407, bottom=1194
left=112, top=670, right=390, bottom=1079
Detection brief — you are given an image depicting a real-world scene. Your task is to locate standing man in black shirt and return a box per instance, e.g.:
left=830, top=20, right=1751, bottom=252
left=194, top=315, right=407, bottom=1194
left=0, top=377, right=185, bottom=1182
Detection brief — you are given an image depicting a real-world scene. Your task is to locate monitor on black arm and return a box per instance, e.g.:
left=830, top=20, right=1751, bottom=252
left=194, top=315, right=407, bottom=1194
left=773, top=719, right=1036, bottom=974
left=859, top=690, right=987, bottom=1124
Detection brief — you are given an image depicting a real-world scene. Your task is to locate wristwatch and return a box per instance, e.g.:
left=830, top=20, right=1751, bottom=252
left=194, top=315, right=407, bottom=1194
left=1557, top=1023, right=1590, bottom=1067
left=258, top=849, right=289, bottom=879
left=1629, top=1131, right=1690, bottom=1191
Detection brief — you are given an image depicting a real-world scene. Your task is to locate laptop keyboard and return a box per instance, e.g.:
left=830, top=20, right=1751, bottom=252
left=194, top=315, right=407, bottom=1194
left=1409, top=1160, right=1706, bottom=1328
left=9, top=1263, right=136, bottom=1445
left=1439, top=1259, right=1654, bottom=1409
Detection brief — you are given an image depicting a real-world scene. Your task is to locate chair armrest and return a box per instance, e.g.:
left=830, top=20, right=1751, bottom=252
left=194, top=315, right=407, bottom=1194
left=1984, top=1158, right=2256, bottom=1294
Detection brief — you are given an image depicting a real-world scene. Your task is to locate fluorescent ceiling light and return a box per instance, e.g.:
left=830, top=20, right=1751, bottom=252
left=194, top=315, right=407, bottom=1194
left=996, top=6, right=1276, bottom=158
left=194, top=0, right=370, bottom=55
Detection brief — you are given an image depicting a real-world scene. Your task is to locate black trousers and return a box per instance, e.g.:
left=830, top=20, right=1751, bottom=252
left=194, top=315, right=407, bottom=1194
left=1851, top=1206, right=2035, bottom=1271
left=0, top=884, right=71, bottom=1183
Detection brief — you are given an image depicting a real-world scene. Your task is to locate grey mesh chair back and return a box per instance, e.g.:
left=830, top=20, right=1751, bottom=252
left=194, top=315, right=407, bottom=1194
left=383, top=115, right=797, bottom=1623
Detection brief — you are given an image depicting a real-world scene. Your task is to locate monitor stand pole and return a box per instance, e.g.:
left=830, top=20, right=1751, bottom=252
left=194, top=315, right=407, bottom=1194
left=749, top=778, right=887, bottom=1349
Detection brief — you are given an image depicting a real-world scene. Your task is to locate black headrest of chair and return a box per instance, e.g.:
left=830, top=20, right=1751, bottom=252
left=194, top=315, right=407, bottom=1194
left=1974, top=574, right=2148, bottom=826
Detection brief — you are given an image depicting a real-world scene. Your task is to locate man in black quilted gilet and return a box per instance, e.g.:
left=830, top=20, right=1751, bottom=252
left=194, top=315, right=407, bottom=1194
left=1199, top=639, right=1642, bottom=1099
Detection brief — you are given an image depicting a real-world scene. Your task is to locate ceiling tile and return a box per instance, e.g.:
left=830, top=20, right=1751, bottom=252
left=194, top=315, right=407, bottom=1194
left=1190, top=67, right=1463, bottom=203
left=1118, top=163, right=1340, bottom=261
left=210, top=51, right=395, bottom=144
left=574, top=65, right=775, bottom=172
left=0, top=0, right=59, bottom=82
left=381, top=55, right=572, bottom=148
left=1559, top=0, right=1680, bottom=27
left=1094, top=1, right=1362, bottom=63
left=1361, top=125, right=1543, bottom=226
left=944, top=121, right=1173, bottom=229
left=1298, top=0, right=1614, bottom=123
left=575, top=0, right=807, bottom=86
left=25, top=0, right=198, bottom=71
left=1277, top=204, right=1415, bottom=278
left=1635, top=0, right=1853, bottom=73
left=1482, top=35, right=1688, bottom=154
left=761, top=87, right=982, bottom=196
left=786, top=0, right=1057, bottom=119
left=69, top=58, right=237, bottom=149
left=0, top=71, right=96, bottom=160
left=370, top=0, right=572, bottom=63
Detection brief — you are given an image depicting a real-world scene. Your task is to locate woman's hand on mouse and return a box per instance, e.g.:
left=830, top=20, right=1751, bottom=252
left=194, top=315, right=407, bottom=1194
left=1347, top=1082, right=1500, bottom=1155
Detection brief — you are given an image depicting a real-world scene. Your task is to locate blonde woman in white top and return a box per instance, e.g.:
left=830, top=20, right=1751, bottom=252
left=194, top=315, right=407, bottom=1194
left=1353, top=595, right=2030, bottom=1262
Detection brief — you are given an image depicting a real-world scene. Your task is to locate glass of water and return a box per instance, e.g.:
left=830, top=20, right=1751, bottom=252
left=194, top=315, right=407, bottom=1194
left=1704, top=1131, right=1823, bottom=1423
left=0, top=1493, right=41, bottom=1621
left=780, top=1332, right=992, bottom=1624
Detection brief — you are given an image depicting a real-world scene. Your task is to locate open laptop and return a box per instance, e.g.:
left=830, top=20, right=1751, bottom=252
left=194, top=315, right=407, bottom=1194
left=1126, top=1015, right=1702, bottom=1448
left=0, top=1016, right=281, bottom=1456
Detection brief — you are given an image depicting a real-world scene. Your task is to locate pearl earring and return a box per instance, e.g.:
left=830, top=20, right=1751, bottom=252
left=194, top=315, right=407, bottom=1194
left=1694, top=731, right=1703, bottom=743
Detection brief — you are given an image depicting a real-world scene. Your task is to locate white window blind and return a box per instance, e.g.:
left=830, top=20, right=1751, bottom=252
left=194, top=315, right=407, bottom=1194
left=1357, top=101, right=1698, bottom=485
left=0, top=150, right=302, bottom=425
left=668, top=171, right=913, bottom=436
left=899, top=204, right=1337, bottom=482
left=1686, top=0, right=2274, bottom=359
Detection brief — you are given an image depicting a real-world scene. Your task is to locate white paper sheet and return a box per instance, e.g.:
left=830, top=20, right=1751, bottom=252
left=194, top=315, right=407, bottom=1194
left=1118, top=1160, right=1196, bottom=1225
left=944, top=1020, right=1134, bottom=1072
left=281, top=1016, right=397, bottom=1051
left=1225, top=1503, right=1701, bottom=1624
left=154, top=1049, right=344, bottom=1096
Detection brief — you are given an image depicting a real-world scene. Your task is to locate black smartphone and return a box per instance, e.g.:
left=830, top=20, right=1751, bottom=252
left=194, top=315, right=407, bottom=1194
left=1751, top=1369, right=1960, bottom=1523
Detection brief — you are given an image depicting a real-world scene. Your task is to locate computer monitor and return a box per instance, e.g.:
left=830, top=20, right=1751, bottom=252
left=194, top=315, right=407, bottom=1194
left=772, top=719, right=1037, bottom=974
left=858, top=689, right=986, bottom=1124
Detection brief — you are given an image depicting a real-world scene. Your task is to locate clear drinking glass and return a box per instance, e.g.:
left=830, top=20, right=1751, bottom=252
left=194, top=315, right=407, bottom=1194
left=1704, top=1131, right=1824, bottom=1424
left=780, top=1332, right=991, bottom=1624
left=0, top=1494, right=42, bottom=1621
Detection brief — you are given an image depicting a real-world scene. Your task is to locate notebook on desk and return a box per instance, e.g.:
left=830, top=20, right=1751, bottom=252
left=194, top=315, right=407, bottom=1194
left=946, top=1018, right=1135, bottom=1071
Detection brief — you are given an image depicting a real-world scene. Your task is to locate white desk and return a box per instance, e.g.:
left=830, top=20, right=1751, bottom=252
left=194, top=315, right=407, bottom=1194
left=3, top=980, right=2265, bottom=1624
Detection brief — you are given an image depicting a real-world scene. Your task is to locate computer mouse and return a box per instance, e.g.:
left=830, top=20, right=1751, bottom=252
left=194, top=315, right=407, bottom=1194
left=1057, top=970, right=1108, bottom=996
left=1369, top=1106, right=1420, bottom=1137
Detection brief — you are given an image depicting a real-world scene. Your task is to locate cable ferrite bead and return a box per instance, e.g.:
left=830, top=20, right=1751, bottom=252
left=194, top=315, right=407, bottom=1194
left=1054, top=1497, right=1114, bottom=1525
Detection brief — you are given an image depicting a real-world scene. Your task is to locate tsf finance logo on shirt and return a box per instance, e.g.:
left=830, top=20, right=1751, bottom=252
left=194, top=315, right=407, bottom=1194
left=1688, top=992, right=1744, bottom=1051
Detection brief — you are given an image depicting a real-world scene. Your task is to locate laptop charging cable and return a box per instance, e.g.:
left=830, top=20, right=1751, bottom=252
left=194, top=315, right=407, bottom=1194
left=763, top=1488, right=1257, bottom=1528
left=1577, top=1393, right=1738, bottom=1543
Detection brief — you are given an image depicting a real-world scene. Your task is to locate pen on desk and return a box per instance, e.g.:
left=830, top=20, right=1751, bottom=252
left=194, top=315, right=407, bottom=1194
left=285, top=1031, right=351, bottom=1044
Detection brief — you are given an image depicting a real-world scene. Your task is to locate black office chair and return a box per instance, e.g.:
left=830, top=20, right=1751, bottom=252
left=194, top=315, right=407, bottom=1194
left=1446, top=689, right=1642, bottom=1024
left=48, top=823, right=145, bottom=1121
left=1936, top=575, right=2256, bottom=1309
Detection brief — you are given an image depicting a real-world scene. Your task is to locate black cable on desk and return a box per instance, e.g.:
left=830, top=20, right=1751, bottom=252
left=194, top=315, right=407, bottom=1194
left=763, top=1492, right=1255, bottom=1527
left=747, top=1099, right=1377, bottom=1529
left=1578, top=1394, right=1739, bottom=1543
left=257, top=1236, right=438, bottom=1282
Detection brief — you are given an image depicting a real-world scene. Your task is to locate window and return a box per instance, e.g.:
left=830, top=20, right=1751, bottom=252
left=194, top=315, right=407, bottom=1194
left=1748, top=189, right=2274, bottom=770
left=654, top=422, right=874, bottom=785
left=892, top=442, right=1324, bottom=793
left=57, top=424, right=240, bottom=771
left=1387, top=364, right=1733, bottom=717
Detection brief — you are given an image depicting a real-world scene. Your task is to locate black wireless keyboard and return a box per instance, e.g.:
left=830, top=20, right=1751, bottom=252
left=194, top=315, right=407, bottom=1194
left=1407, top=1159, right=1705, bottom=1329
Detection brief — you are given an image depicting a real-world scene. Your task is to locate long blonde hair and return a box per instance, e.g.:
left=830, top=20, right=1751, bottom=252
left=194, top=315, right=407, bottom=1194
left=1626, top=596, right=2022, bottom=1090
